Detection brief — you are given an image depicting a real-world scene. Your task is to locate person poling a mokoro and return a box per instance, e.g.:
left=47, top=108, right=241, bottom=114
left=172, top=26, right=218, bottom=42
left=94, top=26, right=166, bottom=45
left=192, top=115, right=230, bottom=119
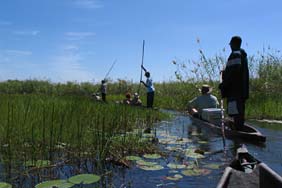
left=217, top=145, right=282, bottom=188
left=100, top=79, right=107, bottom=102
left=140, top=65, right=155, bottom=108
left=91, top=59, right=117, bottom=102
left=219, top=36, right=249, bottom=131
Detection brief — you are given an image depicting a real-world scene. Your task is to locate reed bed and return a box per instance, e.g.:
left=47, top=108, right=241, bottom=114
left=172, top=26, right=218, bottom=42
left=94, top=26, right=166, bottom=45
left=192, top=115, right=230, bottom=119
left=0, top=94, right=167, bottom=181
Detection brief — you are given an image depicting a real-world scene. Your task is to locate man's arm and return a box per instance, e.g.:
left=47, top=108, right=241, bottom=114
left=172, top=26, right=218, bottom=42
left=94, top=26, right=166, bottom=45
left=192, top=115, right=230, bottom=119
left=140, top=80, right=148, bottom=87
left=141, top=65, right=147, bottom=72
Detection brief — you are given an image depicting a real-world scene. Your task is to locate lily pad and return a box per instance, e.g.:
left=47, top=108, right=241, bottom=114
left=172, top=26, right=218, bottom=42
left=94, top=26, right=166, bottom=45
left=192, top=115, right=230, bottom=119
left=159, top=138, right=174, bottom=144
left=0, top=182, right=12, bottom=188
left=125, top=156, right=142, bottom=161
left=68, top=174, right=101, bottom=185
left=181, top=169, right=201, bottom=176
left=185, top=162, right=197, bottom=169
left=136, top=160, right=157, bottom=166
left=198, top=140, right=208, bottom=144
left=175, top=138, right=192, bottom=144
left=203, top=163, right=221, bottom=169
left=181, top=168, right=211, bottom=176
left=185, top=148, right=205, bottom=159
left=165, top=146, right=183, bottom=152
left=138, top=164, right=164, bottom=171
left=35, top=180, right=74, bottom=188
left=167, top=163, right=187, bottom=169
left=143, top=154, right=161, bottom=159
left=165, top=174, right=183, bottom=181
left=190, top=131, right=202, bottom=136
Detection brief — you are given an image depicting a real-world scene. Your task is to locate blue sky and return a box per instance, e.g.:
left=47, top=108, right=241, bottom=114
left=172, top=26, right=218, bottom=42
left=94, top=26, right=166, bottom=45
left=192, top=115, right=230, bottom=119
left=0, top=0, right=281, bottom=83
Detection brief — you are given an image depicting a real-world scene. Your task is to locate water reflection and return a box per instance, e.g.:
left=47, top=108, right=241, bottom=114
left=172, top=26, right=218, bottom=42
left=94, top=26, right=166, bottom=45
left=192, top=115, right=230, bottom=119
left=1, top=113, right=281, bottom=188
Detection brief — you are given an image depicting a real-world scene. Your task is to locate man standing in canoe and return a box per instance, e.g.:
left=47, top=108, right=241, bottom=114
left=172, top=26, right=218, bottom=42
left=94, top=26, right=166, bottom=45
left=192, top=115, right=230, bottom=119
left=219, top=36, right=249, bottom=130
left=188, top=84, right=219, bottom=118
left=100, top=79, right=107, bottom=102
left=140, top=65, right=155, bottom=108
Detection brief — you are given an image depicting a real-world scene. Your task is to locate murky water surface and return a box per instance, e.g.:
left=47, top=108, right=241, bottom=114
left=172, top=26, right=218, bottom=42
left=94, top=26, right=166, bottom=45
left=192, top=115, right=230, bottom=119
left=1, top=111, right=282, bottom=187
left=114, top=111, right=282, bottom=188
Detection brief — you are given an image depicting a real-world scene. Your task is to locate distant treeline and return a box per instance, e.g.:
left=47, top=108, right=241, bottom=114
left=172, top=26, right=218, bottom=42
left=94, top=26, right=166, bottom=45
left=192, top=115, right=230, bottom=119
left=0, top=49, right=281, bottom=119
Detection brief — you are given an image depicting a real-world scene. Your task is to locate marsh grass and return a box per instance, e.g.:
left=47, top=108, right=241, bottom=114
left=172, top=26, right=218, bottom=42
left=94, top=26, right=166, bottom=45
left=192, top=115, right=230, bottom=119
left=0, top=94, right=167, bottom=183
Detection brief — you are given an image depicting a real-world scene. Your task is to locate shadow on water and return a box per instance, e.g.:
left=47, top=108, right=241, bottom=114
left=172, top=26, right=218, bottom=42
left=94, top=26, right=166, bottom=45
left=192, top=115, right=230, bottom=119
left=0, top=111, right=282, bottom=187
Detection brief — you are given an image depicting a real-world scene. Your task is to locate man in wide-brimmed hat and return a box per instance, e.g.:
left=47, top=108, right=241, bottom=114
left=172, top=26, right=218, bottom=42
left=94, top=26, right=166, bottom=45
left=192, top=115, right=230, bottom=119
left=188, top=84, right=219, bottom=118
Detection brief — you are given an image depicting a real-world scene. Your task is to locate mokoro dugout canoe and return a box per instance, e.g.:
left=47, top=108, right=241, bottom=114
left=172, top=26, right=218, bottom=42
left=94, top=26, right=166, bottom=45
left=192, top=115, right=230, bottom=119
left=217, top=145, right=282, bottom=188
left=190, top=115, right=266, bottom=143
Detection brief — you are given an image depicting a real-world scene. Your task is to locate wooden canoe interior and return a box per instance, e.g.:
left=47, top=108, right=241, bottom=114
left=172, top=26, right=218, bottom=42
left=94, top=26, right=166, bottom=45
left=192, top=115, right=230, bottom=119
left=217, top=152, right=282, bottom=188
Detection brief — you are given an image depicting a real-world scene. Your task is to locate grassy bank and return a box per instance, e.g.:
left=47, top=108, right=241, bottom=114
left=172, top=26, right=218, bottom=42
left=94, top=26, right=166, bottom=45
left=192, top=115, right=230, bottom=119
left=0, top=94, right=168, bottom=175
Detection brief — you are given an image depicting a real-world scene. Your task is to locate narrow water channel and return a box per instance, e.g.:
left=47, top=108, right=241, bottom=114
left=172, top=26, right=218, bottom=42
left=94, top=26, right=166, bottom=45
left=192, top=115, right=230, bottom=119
left=113, top=111, right=282, bottom=188
left=1, top=111, right=282, bottom=188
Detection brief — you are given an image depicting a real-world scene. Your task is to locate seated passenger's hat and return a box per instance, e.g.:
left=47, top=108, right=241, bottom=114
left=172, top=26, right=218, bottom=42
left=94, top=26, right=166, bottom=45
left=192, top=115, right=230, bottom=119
left=200, top=84, right=212, bottom=94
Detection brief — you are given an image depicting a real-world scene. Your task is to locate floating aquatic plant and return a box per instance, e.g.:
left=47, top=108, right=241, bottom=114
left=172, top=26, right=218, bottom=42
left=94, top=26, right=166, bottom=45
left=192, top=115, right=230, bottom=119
left=35, top=180, right=74, bottom=188
left=167, top=163, right=187, bottom=169
left=185, top=148, right=205, bottom=159
left=165, top=174, right=183, bottom=181
left=143, top=153, right=161, bottom=159
left=203, top=163, right=221, bottom=169
left=138, top=164, right=164, bottom=171
left=68, top=174, right=101, bottom=185
left=0, top=182, right=12, bottom=188
left=181, top=168, right=211, bottom=176
left=125, top=155, right=142, bottom=161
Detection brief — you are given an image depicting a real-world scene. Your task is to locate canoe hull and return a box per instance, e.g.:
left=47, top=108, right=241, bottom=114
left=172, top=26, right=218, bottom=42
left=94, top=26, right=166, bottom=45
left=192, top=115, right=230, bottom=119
left=190, top=116, right=266, bottom=143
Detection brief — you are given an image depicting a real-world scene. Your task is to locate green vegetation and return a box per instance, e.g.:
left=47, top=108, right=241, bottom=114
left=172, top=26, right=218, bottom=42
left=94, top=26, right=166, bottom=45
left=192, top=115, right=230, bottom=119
left=0, top=93, right=167, bottom=186
left=0, top=46, right=281, bottom=187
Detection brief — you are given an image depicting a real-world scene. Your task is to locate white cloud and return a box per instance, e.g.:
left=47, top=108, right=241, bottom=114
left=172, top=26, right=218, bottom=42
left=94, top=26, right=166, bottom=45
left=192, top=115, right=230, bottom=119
left=65, top=32, right=96, bottom=40
left=13, top=30, right=40, bottom=36
left=73, top=0, right=103, bottom=9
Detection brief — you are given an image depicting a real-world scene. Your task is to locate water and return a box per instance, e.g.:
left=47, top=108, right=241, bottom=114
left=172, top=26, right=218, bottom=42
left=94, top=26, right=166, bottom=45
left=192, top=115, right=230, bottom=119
left=1, top=111, right=282, bottom=187
left=112, top=112, right=282, bottom=188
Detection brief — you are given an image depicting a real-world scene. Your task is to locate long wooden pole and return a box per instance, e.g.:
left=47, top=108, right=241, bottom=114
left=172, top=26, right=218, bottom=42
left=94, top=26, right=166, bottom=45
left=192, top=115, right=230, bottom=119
left=138, top=40, right=145, bottom=93
left=220, top=71, right=226, bottom=151
left=104, top=59, right=117, bottom=80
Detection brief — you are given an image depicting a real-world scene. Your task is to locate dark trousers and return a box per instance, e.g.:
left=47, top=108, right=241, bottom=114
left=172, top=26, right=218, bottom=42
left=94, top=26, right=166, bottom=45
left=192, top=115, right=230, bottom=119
left=233, top=98, right=245, bottom=130
left=147, top=91, right=154, bottom=108
left=102, top=93, right=106, bottom=102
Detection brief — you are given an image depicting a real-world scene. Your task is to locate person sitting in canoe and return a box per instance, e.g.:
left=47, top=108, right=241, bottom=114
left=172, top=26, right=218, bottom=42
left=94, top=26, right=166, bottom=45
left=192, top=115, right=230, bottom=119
left=188, top=84, right=219, bottom=118
left=131, top=92, right=142, bottom=106
left=123, top=92, right=132, bottom=105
